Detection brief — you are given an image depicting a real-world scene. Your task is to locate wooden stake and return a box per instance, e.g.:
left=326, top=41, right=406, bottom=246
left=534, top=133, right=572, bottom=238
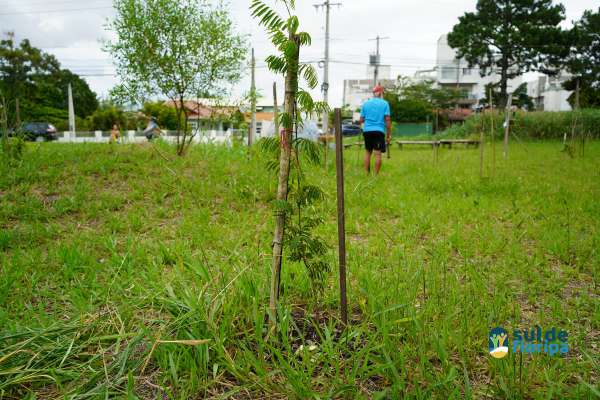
left=491, top=90, right=496, bottom=176
left=480, top=91, right=487, bottom=178
left=269, top=82, right=281, bottom=316
left=503, top=92, right=512, bottom=159
left=334, top=108, right=348, bottom=325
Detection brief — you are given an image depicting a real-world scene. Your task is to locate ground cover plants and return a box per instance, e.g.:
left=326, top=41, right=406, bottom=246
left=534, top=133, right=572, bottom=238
left=0, top=139, right=598, bottom=399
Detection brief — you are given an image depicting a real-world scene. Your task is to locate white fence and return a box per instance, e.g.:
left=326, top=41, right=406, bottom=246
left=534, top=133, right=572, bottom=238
left=56, top=130, right=234, bottom=144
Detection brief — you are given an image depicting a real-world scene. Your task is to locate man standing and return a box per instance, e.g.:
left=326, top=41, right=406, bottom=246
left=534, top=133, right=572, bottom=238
left=360, top=85, right=392, bottom=175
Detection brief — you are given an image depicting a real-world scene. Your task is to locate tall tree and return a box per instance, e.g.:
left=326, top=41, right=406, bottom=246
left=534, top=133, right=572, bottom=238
left=107, top=0, right=247, bottom=156
left=448, top=0, right=566, bottom=107
left=562, top=7, right=600, bottom=108
left=0, top=33, right=98, bottom=127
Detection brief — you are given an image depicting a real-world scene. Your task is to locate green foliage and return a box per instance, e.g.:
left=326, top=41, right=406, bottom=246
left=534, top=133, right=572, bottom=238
left=448, top=0, right=567, bottom=107
left=564, top=79, right=600, bottom=108
left=252, top=0, right=331, bottom=290
left=0, top=95, right=24, bottom=161
left=258, top=135, right=330, bottom=290
left=483, top=82, right=535, bottom=110
left=441, top=109, right=600, bottom=140
left=0, top=33, right=98, bottom=128
left=80, top=102, right=143, bottom=131
left=141, top=102, right=182, bottom=131
left=384, top=78, right=463, bottom=123
left=107, top=0, right=247, bottom=155
left=562, top=7, right=600, bottom=107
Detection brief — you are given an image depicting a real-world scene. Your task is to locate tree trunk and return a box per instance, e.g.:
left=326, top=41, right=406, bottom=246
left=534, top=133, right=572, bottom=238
left=177, top=96, right=186, bottom=156
left=269, top=34, right=299, bottom=324
left=499, top=63, right=509, bottom=110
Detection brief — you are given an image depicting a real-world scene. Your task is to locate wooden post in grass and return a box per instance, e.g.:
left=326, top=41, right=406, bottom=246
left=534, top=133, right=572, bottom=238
left=269, top=82, right=281, bottom=314
left=480, top=91, right=488, bottom=178
left=334, top=108, right=348, bottom=325
left=491, top=90, right=496, bottom=176
left=503, top=92, right=513, bottom=159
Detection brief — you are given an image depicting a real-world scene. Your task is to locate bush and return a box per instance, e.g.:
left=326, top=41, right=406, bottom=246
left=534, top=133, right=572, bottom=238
left=440, top=109, right=600, bottom=140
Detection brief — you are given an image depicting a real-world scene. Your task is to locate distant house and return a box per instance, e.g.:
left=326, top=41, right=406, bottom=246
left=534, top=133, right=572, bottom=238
left=245, top=103, right=285, bottom=138
left=165, top=99, right=243, bottom=131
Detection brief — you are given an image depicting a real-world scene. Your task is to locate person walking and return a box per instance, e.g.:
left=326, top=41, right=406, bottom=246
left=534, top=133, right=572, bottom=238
left=360, top=85, right=391, bottom=175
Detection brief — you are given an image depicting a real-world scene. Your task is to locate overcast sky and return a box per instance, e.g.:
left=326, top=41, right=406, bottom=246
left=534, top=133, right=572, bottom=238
left=1, top=0, right=596, bottom=107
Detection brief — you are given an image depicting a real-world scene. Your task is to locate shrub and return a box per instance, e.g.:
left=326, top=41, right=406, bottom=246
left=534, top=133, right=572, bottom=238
left=440, top=109, right=600, bottom=140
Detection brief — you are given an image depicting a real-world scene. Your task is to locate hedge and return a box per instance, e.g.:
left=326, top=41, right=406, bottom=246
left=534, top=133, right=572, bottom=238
left=442, top=109, right=600, bottom=140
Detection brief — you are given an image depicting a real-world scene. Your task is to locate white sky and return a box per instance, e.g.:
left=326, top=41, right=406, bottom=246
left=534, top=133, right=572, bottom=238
left=0, top=0, right=596, bottom=107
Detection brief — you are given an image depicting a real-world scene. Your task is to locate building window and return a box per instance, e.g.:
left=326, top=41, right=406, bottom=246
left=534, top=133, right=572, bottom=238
left=256, top=122, right=262, bottom=135
left=462, top=68, right=472, bottom=75
left=441, top=66, right=455, bottom=79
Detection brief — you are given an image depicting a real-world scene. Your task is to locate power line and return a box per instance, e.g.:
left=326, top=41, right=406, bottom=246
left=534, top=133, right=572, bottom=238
left=0, top=6, right=112, bottom=16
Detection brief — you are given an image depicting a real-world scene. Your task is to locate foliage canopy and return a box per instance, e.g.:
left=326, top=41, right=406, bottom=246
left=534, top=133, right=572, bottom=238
left=448, top=0, right=566, bottom=107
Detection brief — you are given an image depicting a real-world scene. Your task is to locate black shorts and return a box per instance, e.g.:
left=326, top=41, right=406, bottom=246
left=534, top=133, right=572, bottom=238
left=363, top=132, right=386, bottom=153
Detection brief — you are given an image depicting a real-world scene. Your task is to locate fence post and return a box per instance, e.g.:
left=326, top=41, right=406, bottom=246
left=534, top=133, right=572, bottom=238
left=334, top=108, right=348, bottom=326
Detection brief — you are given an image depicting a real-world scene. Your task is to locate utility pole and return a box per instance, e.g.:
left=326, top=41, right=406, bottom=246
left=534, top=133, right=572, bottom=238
left=68, top=83, right=76, bottom=134
left=249, top=48, right=256, bottom=146
left=314, top=1, right=341, bottom=135
left=369, top=35, right=389, bottom=86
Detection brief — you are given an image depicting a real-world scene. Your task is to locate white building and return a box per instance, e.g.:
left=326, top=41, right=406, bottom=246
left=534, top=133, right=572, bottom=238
left=426, top=34, right=522, bottom=106
left=342, top=65, right=396, bottom=111
left=417, top=34, right=572, bottom=111
left=526, top=74, right=572, bottom=111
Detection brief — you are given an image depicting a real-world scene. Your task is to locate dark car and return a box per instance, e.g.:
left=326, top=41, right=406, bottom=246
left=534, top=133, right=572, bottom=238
left=341, top=119, right=361, bottom=136
left=18, top=122, right=59, bottom=141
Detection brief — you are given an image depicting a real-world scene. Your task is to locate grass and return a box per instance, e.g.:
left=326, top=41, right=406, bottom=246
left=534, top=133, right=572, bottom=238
left=1, top=139, right=599, bottom=399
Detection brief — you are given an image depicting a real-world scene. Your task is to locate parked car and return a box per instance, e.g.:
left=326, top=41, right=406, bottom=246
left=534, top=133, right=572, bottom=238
left=341, top=119, right=361, bottom=136
left=17, top=122, right=59, bottom=141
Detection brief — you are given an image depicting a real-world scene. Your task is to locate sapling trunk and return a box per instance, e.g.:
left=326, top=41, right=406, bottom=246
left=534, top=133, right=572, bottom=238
left=269, top=34, right=300, bottom=324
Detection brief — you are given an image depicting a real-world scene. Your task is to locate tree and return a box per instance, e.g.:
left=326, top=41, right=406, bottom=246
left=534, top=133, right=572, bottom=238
left=141, top=102, right=182, bottom=131
left=0, top=33, right=98, bottom=128
left=107, top=0, right=247, bottom=156
left=448, top=0, right=566, bottom=108
left=483, top=82, right=534, bottom=110
left=82, top=102, right=142, bottom=131
left=384, top=79, right=463, bottom=122
left=250, top=0, right=328, bottom=323
left=562, top=7, right=600, bottom=108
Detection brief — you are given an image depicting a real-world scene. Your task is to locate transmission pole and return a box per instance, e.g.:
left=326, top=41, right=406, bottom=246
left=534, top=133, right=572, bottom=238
left=68, top=83, right=76, bottom=134
left=369, top=35, right=389, bottom=87
left=249, top=48, right=256, bottom=146
left=314, top=1, right=341, bottom=135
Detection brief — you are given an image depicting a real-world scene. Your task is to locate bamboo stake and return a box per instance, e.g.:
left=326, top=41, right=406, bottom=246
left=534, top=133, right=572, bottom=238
left=269, top=82, right=281, bottom=319
left=334, top=108, right=348, bottom=325
left=503, top=93, right=513, bottom=159
left=480, top=91, right=488, bottom=178
left=491, top=90, right=496, bottom=176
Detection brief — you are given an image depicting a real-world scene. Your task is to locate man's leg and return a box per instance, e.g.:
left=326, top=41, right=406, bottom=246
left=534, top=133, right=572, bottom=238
left=364, top=150, right=372, bottom=174
left=374, top=151, right=382, bottom=175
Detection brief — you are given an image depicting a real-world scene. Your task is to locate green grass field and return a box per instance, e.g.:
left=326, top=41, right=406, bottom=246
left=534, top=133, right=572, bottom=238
left=1, top=140, right=598, bottom=399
